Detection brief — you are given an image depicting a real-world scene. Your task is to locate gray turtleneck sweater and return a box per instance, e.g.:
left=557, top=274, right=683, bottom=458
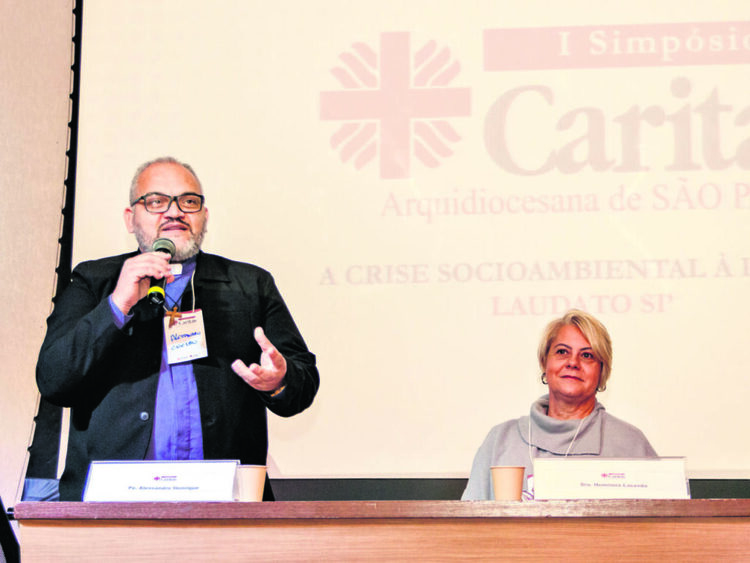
left=461, top=394, right=657, bottom=500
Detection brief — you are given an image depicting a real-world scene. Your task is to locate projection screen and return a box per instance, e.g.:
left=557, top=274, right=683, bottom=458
left=73, top=1, right=750, bottom=479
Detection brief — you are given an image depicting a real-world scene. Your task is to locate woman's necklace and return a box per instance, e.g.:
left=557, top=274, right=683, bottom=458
left=527, top=413, right=586, bottom=466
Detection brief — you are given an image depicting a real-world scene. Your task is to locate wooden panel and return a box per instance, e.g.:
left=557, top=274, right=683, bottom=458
left=19, top=517, right=750, bottom=562
left=16, top=500, right=750, bottom=562
left=14, top=498, right=750, bottom=520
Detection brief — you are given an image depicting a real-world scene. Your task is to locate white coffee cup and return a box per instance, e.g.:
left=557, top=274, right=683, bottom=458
left=234, top=464, right=266, bottom=502
left=491, top=466, right=524, bottom=501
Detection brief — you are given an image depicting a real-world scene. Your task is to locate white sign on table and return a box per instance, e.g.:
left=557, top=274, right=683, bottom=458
left=533, top=457, right=690, bottom=500
left=83, top=459, right=239, bottom=502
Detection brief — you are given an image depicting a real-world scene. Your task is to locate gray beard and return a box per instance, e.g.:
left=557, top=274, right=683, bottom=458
left=134, top=226, right=206, bottom=263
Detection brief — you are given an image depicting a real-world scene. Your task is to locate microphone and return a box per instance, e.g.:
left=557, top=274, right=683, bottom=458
left=146, top=238, right=176, bottom=306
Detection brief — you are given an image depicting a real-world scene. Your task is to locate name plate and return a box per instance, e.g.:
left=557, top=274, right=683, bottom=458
left=534, top=457, right=690, bottom=500
left=83, top=460, right=239, bottom=502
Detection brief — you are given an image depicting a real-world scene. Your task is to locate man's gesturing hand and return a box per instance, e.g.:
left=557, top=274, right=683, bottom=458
left=232, top=327, right=287, bottom=393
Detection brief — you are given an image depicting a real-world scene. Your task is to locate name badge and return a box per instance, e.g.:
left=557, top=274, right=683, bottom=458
left=164, top=309, right=209, bottom=364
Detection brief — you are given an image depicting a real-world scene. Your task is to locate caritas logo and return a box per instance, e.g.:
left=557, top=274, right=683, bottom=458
left=320, top=32, right=472, bottom=179
left=600, top=472, right=626, bottom=479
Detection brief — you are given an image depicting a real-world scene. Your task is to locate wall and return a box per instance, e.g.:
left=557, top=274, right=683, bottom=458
left=0, top=1, right=72, bottom=504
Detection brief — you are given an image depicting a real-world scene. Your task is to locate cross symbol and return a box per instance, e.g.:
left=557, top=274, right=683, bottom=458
left=165, top=306, right=182, bottom=328
left=320, top=32, right=471, bottom=179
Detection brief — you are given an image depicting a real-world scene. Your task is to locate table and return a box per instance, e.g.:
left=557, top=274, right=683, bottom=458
left=14, top=499, right=750, bottom=561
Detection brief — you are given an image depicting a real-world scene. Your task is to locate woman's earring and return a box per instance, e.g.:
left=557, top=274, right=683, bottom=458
left=541, top=373, right=547, bottom=385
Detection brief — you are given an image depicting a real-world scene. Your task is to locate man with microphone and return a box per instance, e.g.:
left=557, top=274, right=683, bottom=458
left=36, top=156, right=319, bottom=501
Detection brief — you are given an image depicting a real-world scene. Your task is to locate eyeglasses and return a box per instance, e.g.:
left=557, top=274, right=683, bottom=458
left=130, top=192, right=205, bottom=214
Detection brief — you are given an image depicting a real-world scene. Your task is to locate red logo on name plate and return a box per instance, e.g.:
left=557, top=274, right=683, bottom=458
left=320, top=32, right=472, bottom=179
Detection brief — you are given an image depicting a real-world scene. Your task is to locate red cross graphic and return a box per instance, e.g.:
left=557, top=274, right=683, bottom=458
left=320, top=32, right=471, bottom=179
